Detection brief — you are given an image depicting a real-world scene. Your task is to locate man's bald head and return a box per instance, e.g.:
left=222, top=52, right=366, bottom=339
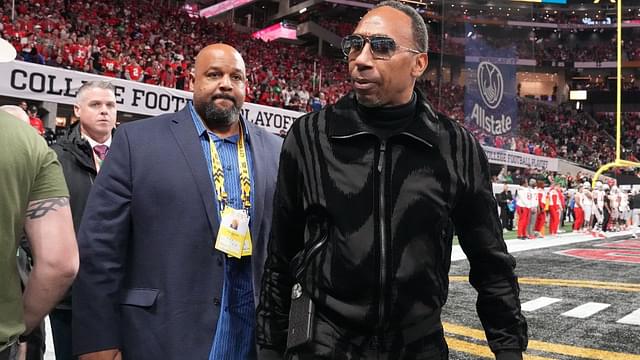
left=194, top=43, right=246, bottom=74
left=1, top=105, right=29, bottom=124
left=191, top=43, right=247, bottom=132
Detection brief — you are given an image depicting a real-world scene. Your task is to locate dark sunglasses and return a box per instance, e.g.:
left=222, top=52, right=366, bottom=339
left=341, top=34, right=422, bottom=60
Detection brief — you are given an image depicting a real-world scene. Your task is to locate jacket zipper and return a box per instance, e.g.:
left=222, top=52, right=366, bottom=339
left=376, top=140, right=387, bottom=347
left=332, top=132, right=394, bottom=349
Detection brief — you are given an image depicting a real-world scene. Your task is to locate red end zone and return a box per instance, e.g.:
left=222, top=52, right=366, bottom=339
left=556, top=239, right=640, bottom=265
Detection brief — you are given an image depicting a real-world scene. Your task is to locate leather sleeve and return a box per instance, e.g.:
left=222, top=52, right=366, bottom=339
left=452, top=131, right=528, bottom=355
left=255, top=118, right=307, bottom=355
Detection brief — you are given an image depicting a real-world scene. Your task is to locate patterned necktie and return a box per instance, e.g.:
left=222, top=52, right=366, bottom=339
left=93, top=145, right=109, bottom=167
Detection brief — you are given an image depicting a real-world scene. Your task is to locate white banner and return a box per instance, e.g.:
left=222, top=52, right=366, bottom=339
left=0, top=60, right=304, bottom=134
left=482, top=145, right=559, bottom=172
left=239, top=102, right=303, bottom=135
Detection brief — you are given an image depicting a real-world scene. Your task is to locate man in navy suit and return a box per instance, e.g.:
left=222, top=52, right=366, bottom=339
left=72, top=43, right=282, bottom=360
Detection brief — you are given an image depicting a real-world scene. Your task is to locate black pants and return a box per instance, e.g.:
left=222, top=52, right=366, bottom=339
left=22, top=321, right=46, bottom=360
left=500, top=207, right=513, bottom=230
left=0, top=344, right=15, bottom=360
left=50, top=309, right=74, bottom=360
left=603, top=208, right=611, bottom=232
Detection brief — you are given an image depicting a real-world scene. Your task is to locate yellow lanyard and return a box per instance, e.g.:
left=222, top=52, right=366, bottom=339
left=209, top=123, right=251, bottom=211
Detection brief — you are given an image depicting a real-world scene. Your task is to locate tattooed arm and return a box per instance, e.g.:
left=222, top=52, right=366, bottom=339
left=23, top=197, right=78, bottom=333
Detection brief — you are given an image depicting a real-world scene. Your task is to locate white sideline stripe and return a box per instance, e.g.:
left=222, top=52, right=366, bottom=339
left=617, top=308, right=640, bottom=326
left=561, top=302, right=611, bottom=318
left=521, top=297, right=562, bottom=312
left=451, top=227, right=640, bottom=261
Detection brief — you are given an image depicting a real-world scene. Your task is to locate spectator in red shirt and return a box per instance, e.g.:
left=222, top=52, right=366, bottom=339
left=124, top=58, right=144, bottom=82
left=27, top=105, right=45, bottom=136
left=71, top=38, right=90, bottom=69
left=258, top=88, right=270, bottom=106
left=144, top=60, right=161, bottom=85
left=101, top=50, right=120, bottom=78
left=160, top=65, right=176, bottom=88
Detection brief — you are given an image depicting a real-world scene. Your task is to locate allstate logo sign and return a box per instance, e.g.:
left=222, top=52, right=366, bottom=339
left=469, top=60, right=512, bottom=135
left=477, top=61, right=503, bottom=109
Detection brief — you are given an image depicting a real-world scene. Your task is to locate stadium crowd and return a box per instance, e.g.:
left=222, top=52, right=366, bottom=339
left=418, top=81, right=624, bottom=171
left=2, top=3, right=640, bottom=360
left=598, top=112, right=640, bottom=161
left=2, top=0, right=639, bottom=171
left=0, top=0, right=351, bottom=110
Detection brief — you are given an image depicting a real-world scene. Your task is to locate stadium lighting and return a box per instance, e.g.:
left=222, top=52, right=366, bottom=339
left=200, top=0, right=254, bottom=18
left=252, top=22, right=297, bottom=42
left=569, top=90, right=587, bottom=101
left=299, top=7, right=307, bottom=14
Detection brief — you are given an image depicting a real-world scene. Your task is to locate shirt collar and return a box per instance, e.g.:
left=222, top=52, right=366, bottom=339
left=328, top=92, right=440, bottom=149
left=83, top=132, right=112, bottom=149
left=188, top=101, right=249, bottom=144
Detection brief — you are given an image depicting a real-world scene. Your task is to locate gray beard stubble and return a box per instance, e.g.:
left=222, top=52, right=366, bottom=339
left=202, top=99, right=240, bottom=130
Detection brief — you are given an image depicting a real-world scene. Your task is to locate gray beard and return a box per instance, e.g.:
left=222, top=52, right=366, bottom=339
left=203, top=101, right=240, bottom=130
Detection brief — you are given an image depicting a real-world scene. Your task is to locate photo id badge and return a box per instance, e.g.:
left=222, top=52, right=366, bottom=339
left=215, top=207, right=250, bottom=259
left=241, top=224, right=252, bottom=257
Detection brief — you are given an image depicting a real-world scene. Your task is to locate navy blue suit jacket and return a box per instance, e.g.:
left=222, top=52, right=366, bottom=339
left=72, top=107, right=282, bottom=359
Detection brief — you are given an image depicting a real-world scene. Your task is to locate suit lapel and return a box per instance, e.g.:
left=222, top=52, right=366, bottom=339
left=170, top=107, right=219, bottom=235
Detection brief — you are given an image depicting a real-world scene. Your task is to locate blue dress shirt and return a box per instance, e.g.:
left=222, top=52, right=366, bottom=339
left=189, top=103, right=257, bottom=360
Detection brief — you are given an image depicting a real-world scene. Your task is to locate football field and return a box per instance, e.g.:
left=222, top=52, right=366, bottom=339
left=42, top=230, right=640, bottom=360
left=444, top=229, right=640, bottom=359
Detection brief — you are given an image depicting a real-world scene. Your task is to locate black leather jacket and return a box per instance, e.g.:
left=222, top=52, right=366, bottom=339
left=256, top=92, right=527, bottom=358
left=51, top=122, right=98, bottom=232
left=50, top=122, right=98, bottom=309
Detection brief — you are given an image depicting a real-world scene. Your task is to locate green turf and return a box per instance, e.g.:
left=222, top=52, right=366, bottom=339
left=503, top=223, right=574, bottom=240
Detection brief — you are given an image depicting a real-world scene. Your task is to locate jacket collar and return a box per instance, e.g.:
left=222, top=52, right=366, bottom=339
left=327, top=91, right=440, bottom=148
left=170, top=106, right=219, bottom=236
left=57, top=122, right=96, bottom=171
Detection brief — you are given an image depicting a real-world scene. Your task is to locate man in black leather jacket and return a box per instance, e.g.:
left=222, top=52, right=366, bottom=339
left=50, top=81, right=117, bottom=360
left=496, top=184, right=515, bottom=231
left=256, top=1, right=528, bottom=359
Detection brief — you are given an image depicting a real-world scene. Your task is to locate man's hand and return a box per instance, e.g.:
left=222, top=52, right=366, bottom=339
left=17, top=342, right=27, bottom=360
left=79, top=349, right=122, bottom=360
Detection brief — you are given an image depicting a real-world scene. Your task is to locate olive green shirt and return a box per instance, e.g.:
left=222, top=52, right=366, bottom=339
left=0, top=111, right=69, bottom=351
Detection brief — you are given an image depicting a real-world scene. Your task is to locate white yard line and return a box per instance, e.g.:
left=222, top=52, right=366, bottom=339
left=617, top=308, right=640, bottom=326
left=521, top=297, right=562, bottom=312
left=561, top=302, right=611, bottom=319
